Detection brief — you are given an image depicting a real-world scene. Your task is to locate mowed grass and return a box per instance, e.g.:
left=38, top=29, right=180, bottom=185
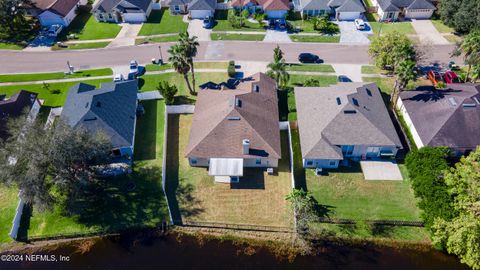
left=361, top=65, right=382, bottom=74
left=135, top=35, right=180, bottom=45
left=0, top=186, right=19, bottom=243
left=290, top=35, right=340, bottom=43
left=165, top=114, right=293, bottom=227
left=0, top=42, right=25, bottom=50
left=139, top=9, right=188, bottom=36
left=213, top=10, right=266, bottom=32
left=431, top=20, right=454, bottom=33
left=51, top=42, right=110, bottom=50
left=286, top=64, right=335, bottom=73
left=370, top=22, right=415, bottom=35
left=210, top=33, right=265, bottom=41
left=0, top=68, right=113, bottom=83
left=58, top=12, right=121, bottom=41
left=27, top=101, right=169, bottom=238
left=146, top=62, right=228, bottom=72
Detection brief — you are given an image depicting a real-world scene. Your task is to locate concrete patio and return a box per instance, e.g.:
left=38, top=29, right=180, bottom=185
left=360, top=161, right=403, bottom=181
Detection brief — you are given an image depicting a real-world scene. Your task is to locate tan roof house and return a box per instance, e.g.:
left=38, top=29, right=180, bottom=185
left=185, top=73, right=281, bottom=183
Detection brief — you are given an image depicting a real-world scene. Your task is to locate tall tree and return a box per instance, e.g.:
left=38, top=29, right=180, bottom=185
left=267, top=46, right=290, bottom=89
left=178, top=32, right=199, bottom=92
left=168, top=44, right=194, bottom=95
left=368, top=31, right=416, bottom=72
left=157, top=81, right=178, bottom=105
left=433, top=147, right=480, bottom=270
left=439, top=0, right=480, bottom=34
left=273, top=45, right=284, bottom=63
left=453, top=31, right=480, bottom=82
left=392, top=60, right=417, bottom=107
left=0, top=0, right=34, bottom=40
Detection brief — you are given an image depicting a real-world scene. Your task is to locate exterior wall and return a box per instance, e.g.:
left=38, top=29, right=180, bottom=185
left=404, top=9, right=434, bottom=19
left=94, top=11, right=120, bottom=22
left=266, top=10, right=288, bottom=19
left=188, top=157, right=279, bottom=168
left=302, top=9, right=330, bottom=17
left=303, top=159, right=340, bottom=169
left=396, top=98, right=425, bottom=148
left=119, top=146, right=134, bottom=157
left=377, top=6, right=399, bottom=21
left=39, top=7, right=78, bottom=27
left=170, top=4, right=188, bottom=13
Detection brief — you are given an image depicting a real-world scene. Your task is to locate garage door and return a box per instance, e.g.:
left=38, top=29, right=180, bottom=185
left=123, top=13, right=146, bottom=23
left=338, top=12, right=360, bottom=21
left=405, top=10, right=434, bottom=19
left=190, top=10, right=213, bottom=19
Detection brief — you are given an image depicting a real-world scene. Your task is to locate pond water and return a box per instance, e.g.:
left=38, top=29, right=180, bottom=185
left=2, top=233, right=469, bottom=270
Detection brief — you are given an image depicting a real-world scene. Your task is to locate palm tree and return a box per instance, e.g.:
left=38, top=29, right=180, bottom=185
left=267, top=60, right=290, bottom=89
left=471, top=64, right=480, bottom=83
left=273, top=45, right=284, bottom=63
left=455, top=31, right=480, bottom=82
left=178, top=32, right=199, bottom=91
left=392, top=60, right=417, bottom=107
left=168, top=44, right=194, bottom=95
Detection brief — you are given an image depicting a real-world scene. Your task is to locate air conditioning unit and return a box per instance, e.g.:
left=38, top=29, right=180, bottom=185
left=315, top=168, right=323, bottom=176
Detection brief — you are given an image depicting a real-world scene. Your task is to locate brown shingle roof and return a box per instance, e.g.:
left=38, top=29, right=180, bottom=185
left=0, top=90, right=38, bottom=141
left=185, top=73, right=281, bottom=159
left=36, top=0, right=81, bottom=17
left=231, top=0, right=290, bottom=10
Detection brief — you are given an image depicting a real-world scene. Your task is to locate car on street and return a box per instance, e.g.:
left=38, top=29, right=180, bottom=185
left=203, top=16, right=214, bottom=29
left=443, top=71, right=461, bottom=83
left=129, top=60, right=139, bottom=74
left=46, top=24, right=63, bottom=37
left=298, top=53, right=320, bottom=63
left=338, top=75, right=352, bottom=82
left=428, top=70, right=443, bottom=86
left=354, top=19, right=366, bottom=30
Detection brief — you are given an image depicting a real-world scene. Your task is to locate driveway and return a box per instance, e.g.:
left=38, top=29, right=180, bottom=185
left=108, top=23, right=142, bottom=48
left=338, top=21, right=371, bottom=44
left=360, top=161, right=403, bottom=181
left=263, top=30, right=292, bottom=43
left=188, top=19, right=211, bottom=42
left=411, top=20, right=449, bottom=45
left=332, top=64, right=363, bottom=82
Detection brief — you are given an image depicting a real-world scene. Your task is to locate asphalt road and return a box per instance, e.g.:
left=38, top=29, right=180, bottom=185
left=0, top=41, right=460, bottom=74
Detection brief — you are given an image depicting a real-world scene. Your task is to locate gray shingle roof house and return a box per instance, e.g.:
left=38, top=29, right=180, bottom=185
left=29, top=0, right=87, bottom=27
left=185, top=73, right=281, bottom=182
left=169, top=0, right=216, bottom=19
left=295, top=83, right=402, bottom=169
left=373, top=0, right=435, bottom=21
left=293, top=0, right=365, bottom=20
left=92, top=0, right=153, bottom=23
left=61, top=81, right=138, bottom=157
left=397, top=84, right=480, bottom=156
left=0, top=91, right=41, bottom=141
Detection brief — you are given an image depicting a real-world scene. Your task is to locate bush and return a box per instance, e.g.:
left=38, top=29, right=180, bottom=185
left=156, top=81, right=178, bottom=105
left=241, top=9, right=250, bottom=19
left=436, top=82, right=446, bottom=89
left=228, top=60, right=236, bottom=78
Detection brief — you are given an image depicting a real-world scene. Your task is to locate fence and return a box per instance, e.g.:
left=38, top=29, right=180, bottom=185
left=179, top=221, right=295, bottom=233
left=9, top=192, right=25, bottom=240
left=318, top=217, right=424, bottom=227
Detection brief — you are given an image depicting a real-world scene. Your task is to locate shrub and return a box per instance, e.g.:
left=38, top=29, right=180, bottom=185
left=436, top=82, right=446, bottom=89
left=241, top=9, right=250, bottom=19
left=228, top=60, right=236, bottom=78
left=156, top=81, right=178, bottom=105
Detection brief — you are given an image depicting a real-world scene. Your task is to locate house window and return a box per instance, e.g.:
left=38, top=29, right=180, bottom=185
left=108, top=13, right=113, bottom=19
left=342, top=145, right=354, bottom=156
left=174, top=5, right=180, bottom=11
left=191, top=158, right=197, bottom=164
left=306, top=160, right=313, bottom=166
left=329, top=161, right=336, bottom=166
left=99, top=14, right=104, bottom=20
left=255, top=159, right=261, bottom=165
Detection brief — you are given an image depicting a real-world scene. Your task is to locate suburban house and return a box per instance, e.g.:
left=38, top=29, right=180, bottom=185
left=231, top=0, right=291, bottom=19
left=60, top=81, right=139, bottom=157
left=27, top=0, right=87, bottom=27
left=293, top=0, right=365, bottom=20
left=295, top=83, right=402, bottom=169
left=169, top=0, right=216, bottom=19
left=0, top=91, right=41, bottom=142
left=185, top=73, right=281, bottom=183
left=371, top=0, right=436, bottom=21
left=397, top=84, right=480, bottom=156
left=92, top=0, right=153, bottom=23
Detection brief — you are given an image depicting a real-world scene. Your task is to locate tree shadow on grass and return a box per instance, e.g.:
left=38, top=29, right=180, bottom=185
left=370, top=223, right=396, bottom=238
left=133, top=100, right=158, bottom=161
left=16, top=203, right=33, bottom=242
left=174, top=95, right=196, bottom=105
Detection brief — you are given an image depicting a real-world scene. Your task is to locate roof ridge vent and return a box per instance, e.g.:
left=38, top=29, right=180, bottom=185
left=448, top=97, right=457, bottom=107
left=473, top=97, right=480, bottom=105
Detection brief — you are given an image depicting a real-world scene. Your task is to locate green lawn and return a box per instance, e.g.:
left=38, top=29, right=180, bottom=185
left=165, top=114, right=293, bottom=227
left=27, top=101, right=169, bottom=239
left=361, top=65, right=382, bottom=74
left=0, top=186, right=19, bottom=243
left=370, top=22, right=416, bottom=35
left=0, top=42, right=25, bottom=50
left=139, top=9, right=188, bottom=36
left=212, top=10, right=266, bottom=32
left=210, top=33, right=265, bottom=41
left=146, top=62, right=228, bottom=72
left=286, top=64, right=335, bottom=73
left=58, top=12, right=121, bottom=41
left=431, top=20, right=454, bottom=33
left=290, top=35, right=340, bottom=43
left=135, top=35, right=180, bottom=45
left=52, top=42, right=110, bottom=50
left=0, top=68, right=113, bottom=83
left=287, top=20, right=316, bottom=33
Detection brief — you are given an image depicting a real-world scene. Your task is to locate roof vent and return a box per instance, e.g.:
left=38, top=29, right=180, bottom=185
left=448, top=97, right=457, bottom=106
left=344, top=110, right=357, bottom=114
left=235, top=98, right=242, bottom=108
left=242, top=139, right=250, bottom=155
left=336, top=97, right=341, bottom=105
left=366, top=88, right=372, bottom=96
left=252, top=84, right=259, bottom=92
left=473, top=97, right=480, bottom=105
left=96, top=101, right=101, bottom=107
left=352, top=98, right=359, bottom=106
left=85, top=102, right=89, bottom=108
left=84, top=117, right=97, bottom=121
left=462, top=103, right=476, bottom=108
left=227, top=116, right=241, bottom=120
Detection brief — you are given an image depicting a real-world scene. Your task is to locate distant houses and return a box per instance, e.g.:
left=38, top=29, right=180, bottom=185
left=0, top=91, right=41, bottom=142
left=295, top=83, right=402, bottom=169
left=169, top=0, right=216, bottom=19
left=231, top=0, right=291, bottom=19
left=92, top=0, right=154, bottom=23
left=397, top=84, right=480, bottom=156
left=185, top=73, right=281, bottom=183
left=60, top=81, right=139, bottom=157
left=371, top=0, right=436, bottom=21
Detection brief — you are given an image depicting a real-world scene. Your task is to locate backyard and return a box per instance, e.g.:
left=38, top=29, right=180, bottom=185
left=139, top=9, right=188, bottom=36
left=58, top=12, right=121, bottom=41
left=0, top=186, right=19, bottom=244
left=0, top=68, right=112, bottom=83
left=165, top=114, right=293, bottom=227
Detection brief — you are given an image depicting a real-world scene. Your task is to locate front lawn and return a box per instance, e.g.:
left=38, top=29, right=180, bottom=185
left=135, top=35, right=180, bottom=45
left=52, top=42, right=110, bottom=50
left=58, top=12, right=121, bottom=41
left=210, top=33, right=265, bottom=41
left=361, top=65, right=382, bottom=74
left=0, top=42, right=25, bottom=50
left=290, top=35, right=340, bottom=43
left=139, top=9, right=188, bottom=36
left=431, top=20, right=454, bottom=33
left=0, top=68, right=113, bottom=83
left=286, top=64, right=335, bottom=73
left=165, top=114, right=293, bottom=227
left=369, top=22, right=415, bottom=35
left=0, top=186, right=19, bottom=243
left=212, top=10, right=266, bottom=32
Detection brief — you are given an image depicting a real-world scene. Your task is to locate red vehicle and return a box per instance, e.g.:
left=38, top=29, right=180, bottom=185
left=443, top=71, right=461, bottom=84
left=428, top=70, right=443, bottom=86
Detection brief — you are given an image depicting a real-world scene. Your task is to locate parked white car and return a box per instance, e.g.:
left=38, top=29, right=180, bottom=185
left=354, top=19, right=366, bottom=30
left=113, top=74, right=124, bottom=82
left=129, top=60, right=139, bottom=75
left=46, top=24, right=63, bottom=37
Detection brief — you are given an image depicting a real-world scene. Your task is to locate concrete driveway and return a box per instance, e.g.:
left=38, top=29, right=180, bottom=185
left=264, top=30, right=292, bottom=43
left=411, top=20, right=449, bottom=45
left=338, top=21, right=371, bottom=44
left=188, top=19, right=211, bottom=41
left=332, top=64, right=363, bottom=82
left=360, top=161, right=403, bottom=181
left=108, top=23, right=142, bottom=48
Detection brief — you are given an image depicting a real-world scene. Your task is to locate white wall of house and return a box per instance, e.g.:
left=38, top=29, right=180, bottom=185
left=266, top=10, right=288, bottom=19
left=377, top=7, right=399, bottom=21
left=303, top=159, right=340, bottom=169
left=337, top=11, right=361, bottom=20
left=396, top=98, right=424, bottom=148
left=188, top=157, right=279, bottom=168
left=190, top=10, right=214, bottom=19
left=404, top=9, right=434, bottom=19
left=94, top=11, right=120, bottom=22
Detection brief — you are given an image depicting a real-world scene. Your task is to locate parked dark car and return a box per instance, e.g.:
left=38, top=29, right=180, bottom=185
left=443, top=71, right=460, bottom=84
left=298, top=53, right=320, bottom=63
left=203, top=16, right=214, bottom=29
left=338, top=75, right=352, bottom=82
